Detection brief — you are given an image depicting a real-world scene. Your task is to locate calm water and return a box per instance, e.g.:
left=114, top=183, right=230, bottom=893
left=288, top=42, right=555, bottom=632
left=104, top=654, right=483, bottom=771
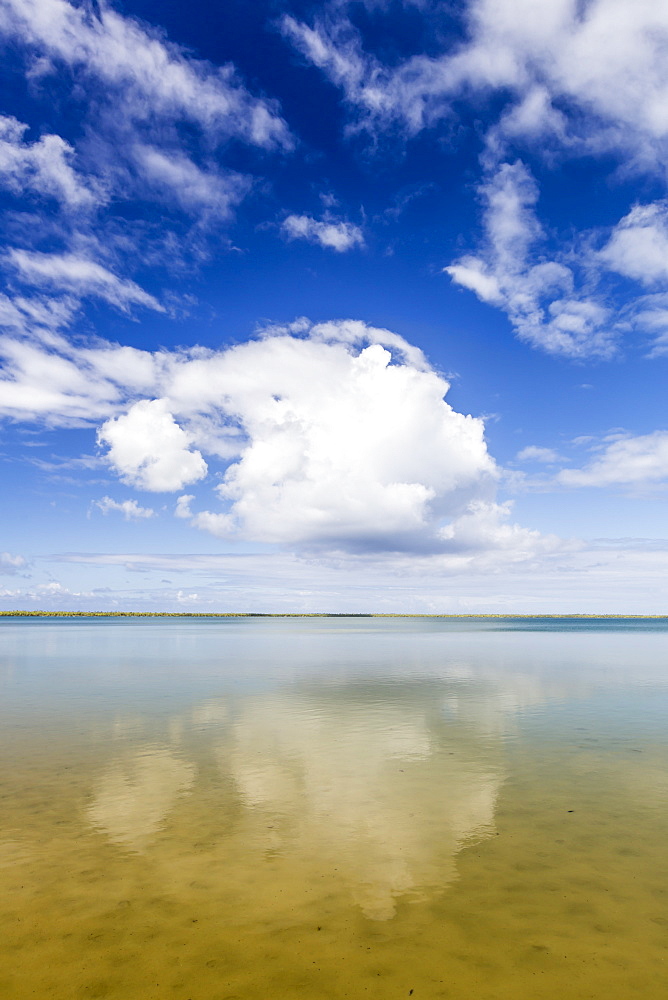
left=1, top=616, right=667, bottom=999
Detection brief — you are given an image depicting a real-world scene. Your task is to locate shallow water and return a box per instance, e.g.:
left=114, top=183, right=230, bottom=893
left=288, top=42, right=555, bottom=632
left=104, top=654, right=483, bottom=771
left=1, top=616, right=667, bottom=999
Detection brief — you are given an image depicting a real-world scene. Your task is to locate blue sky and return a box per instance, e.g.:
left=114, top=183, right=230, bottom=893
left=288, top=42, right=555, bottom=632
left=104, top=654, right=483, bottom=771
left=1, top=0, right=668, bottom=612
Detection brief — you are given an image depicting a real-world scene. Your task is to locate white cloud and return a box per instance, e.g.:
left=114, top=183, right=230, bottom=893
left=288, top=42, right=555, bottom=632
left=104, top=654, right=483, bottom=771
left=0, top=0, right=293, bottom=344
left=285, top=2, right=668, bottom=357
left=97, top=398, right=208, bottom=492
left=92, top=496, right=156, bottom=520
left=43, top=541, right=668, bottom=615
left=1, top=580, right=94, bottom=603
left=0, top=292, right=78, bottom=337
left=599, top=203, right=668, bottom=286
left=516, top=446, right=562, bottom=464
left=281, top=214, right=365, bottom=252
left=0, top=336, right=160, bottom=425
left=7, top=249, right=163, bottom=313
left=192, top=337, right=497, bottom=548
left=283, top=1, right=668, bottom=152
left=0, top=338, right=118, bottom=424
left=189, top=509, right=236, bottom=538
left=0, top=319, right=549, bottom=558
left=558, top=431, right=668, bottom=488
left=174, top=494, right=194, bottom=519
left=0, top=115, right=98, bottom=208
left=259, top=317, right=430, bottom=371
left=445, top=161, right=613, bottom=358
left=633, top=294, right=668, bottom=356
left=131, top=145, right=250, bottom=220
left=447, top=176, right=668, bottom=358
left=0, top=0, right=290, bottom=150
left=0, top=552, right=27, bottom=574
left=437, top=500, right=550, bottom=560
left=176, top=590, right=200, bottom=605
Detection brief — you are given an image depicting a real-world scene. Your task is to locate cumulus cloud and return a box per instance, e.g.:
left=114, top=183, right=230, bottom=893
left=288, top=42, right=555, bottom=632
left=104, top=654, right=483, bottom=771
left=97, top=399, right=208, bottom=492
left=0, top=580, right=94, bottom=602
left=281, top=214, right=365, bottom=252
left=258, top=317, right=430, bottom=371
left=92, top=496, right=156, bottom=520
left=189, top=337, right=497, bottom=548
left=174, top=494, right=194, bottom=519
left=0, top=319, right=549, bottom=558
left=599, top=203, right=668, bottom=287
left=437, top=501, right=549, bottom=561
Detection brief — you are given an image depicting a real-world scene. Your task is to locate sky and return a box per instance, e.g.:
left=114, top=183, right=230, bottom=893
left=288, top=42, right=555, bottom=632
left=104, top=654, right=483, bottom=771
left=1, top=0, right=668, bottom=613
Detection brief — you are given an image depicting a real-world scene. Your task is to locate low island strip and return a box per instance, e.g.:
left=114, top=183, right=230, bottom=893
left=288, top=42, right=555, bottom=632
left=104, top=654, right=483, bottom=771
left=1, top=611, right=667, bottom=619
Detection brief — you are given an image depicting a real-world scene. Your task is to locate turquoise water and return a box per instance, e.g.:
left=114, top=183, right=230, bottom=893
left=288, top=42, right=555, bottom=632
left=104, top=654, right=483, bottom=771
left=1, top=616, right=667, bottom=999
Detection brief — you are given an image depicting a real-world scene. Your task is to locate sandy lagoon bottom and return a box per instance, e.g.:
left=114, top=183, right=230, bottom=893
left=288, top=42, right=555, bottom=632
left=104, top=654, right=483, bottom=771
left=1, top=617, right=667, bottom=999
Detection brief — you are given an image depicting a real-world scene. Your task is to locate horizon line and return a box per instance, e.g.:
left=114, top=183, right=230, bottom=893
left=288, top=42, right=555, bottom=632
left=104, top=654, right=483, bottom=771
left=1, top=611, right=668, bottom=619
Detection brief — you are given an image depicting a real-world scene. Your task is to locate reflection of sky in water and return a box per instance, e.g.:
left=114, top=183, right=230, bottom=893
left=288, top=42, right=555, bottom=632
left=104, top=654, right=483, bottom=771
left=225, top=691, right=502, bottom=919
left=80, top=681, right=506, bottom=918
left=2, top=618, right=668, bottom=920
left=86, top=746, right=196, bottom=852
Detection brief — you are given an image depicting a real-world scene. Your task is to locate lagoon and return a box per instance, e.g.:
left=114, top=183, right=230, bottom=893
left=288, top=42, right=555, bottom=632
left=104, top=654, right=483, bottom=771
left=1, top=616, right=667, bottom=998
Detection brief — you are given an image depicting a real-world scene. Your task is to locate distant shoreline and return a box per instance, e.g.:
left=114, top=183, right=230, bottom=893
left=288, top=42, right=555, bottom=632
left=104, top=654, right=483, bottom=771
left=0, top=611, right=667, bottom=619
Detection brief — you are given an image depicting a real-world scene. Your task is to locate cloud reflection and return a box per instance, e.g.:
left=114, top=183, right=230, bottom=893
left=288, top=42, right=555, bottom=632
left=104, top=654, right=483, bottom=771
left=86, top=745, right=195, bottom=852
left=224, top=688, right=503, bottom=919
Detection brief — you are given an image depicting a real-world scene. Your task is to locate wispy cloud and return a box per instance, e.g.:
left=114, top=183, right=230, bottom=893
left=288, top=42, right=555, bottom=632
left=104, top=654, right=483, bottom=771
left=516, top=446, right=563, bottom=464
left=445, top=165, right=668, bottom=358
left=282, top=0, right=668, bottom=153
left=7, top=249, right=163, bottom=313
left=130, top=146, right=251, bottom=220
left=445, top=161, right=613, bottom=358
left=0, top=336, right=158, bottom=425
left=0, top=551, right=28, bottom=575
left=0, top=0, right=291, bottom=149
left=0, top=290, right=78, bottom=337
left=39, top=542, right=668, bottom=615
left=0, top=0, right=294, bottom=344
left=557, top=431, right=668, bottom=490
left=0, top=115, right=99, bottom=209
left=283, top=1, right=668, bottom=358
left=91, top=496, right=156, bottom=520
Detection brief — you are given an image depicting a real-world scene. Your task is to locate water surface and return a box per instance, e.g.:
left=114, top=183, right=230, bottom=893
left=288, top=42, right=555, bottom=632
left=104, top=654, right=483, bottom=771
left=1, top=617, right=667, bottom=998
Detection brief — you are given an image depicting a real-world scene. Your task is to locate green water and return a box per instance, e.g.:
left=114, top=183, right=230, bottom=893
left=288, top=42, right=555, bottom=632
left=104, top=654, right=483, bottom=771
left=1, top=617, right=667, bottom=998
